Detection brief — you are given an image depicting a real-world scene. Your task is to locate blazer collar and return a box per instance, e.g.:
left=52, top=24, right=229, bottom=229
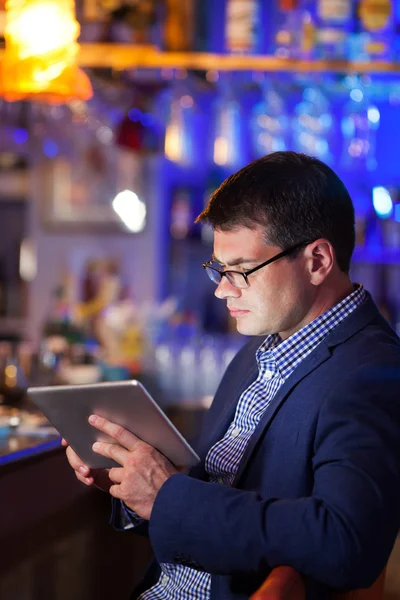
left=323, top=292, right=381, bottom=347
left=233, top=293, right=381, bottom=484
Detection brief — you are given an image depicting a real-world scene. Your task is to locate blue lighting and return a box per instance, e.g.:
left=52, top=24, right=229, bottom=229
left=395, top=204, right=400, bottom=223
left=372, top=186, right=393, bottom=219
left=13, top=128, right=29, bottom=144
left=350, top=89, right=364, bottom=102
left=43, top=139, right=59, bottom=158
left=140, top=112, right=155, bottom=127
left=128, top=108, right=142, bottom=122
left=368, top=107, right=380, bottom=124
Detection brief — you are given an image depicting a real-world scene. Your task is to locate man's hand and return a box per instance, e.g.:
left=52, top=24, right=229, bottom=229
left=62, top=438, right=112, bottom=493
left=89, top=414, right=178, bottom=520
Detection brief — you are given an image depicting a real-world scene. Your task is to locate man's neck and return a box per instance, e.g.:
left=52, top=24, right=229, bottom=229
left=279, top=276, right=355, bottom=340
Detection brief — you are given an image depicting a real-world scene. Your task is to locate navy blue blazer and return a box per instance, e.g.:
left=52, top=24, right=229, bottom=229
left=126, top=294, right=400, bottom=600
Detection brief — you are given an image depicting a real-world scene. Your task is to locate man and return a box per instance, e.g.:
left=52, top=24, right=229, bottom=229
left=65, top=151, right=400, bottom=600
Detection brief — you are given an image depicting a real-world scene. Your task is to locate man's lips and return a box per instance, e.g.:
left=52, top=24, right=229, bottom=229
left=228, top=308, right=250, bottom=317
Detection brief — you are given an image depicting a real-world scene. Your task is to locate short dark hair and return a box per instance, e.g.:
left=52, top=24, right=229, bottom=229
left=196, top=151, right=355, bottom=273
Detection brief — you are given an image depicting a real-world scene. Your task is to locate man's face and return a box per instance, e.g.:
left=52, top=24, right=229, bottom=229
left=212, top=225, right=315, bottom=338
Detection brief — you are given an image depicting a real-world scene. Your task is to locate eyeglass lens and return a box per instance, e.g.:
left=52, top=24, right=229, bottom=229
left=205, top=266, right=248, bottom=289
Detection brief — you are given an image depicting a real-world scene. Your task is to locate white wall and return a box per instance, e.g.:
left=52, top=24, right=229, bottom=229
left=26, top=155, right=165, bottom=345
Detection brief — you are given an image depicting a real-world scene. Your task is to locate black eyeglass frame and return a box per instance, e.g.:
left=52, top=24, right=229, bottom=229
left=202, top=240, right=314, bottom=289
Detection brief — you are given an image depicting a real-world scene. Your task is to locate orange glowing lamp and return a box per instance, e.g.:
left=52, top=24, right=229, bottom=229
left=0, top=0, right=93, bottom=104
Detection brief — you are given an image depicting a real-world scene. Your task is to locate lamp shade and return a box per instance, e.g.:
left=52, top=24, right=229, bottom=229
left=0, top=0, right=93, bottom=104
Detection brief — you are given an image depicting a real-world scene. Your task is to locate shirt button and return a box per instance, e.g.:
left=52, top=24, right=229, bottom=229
left=161, top=574, right=168, bottom=587
left=264, top=370, right=274, bottom=380
left=231, top=426, right=240, bottom=438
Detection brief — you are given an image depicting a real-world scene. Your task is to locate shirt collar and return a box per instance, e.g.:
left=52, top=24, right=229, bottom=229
left=256, top=284, right=367, bottom=381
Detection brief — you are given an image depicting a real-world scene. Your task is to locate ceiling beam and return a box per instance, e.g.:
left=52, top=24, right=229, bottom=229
left=0, top=44, right=399, bottom=74
left=76, top=44, right=400, bottom=74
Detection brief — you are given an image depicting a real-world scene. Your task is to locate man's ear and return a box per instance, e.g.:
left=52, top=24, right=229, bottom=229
left=305, top=240, right=334, bottom=285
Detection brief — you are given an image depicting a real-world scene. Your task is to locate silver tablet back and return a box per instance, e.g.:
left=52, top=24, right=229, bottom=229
left=28, top=380, right=200, bottom=469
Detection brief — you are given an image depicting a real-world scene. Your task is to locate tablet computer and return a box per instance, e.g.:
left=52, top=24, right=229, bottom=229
left=28, top=380, right=200, bottom=469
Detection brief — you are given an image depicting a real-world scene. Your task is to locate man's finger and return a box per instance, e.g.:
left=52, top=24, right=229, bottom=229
left=109, top=484, right=123, bottom=499
left=92, top=441, right=129, bottom=466
left=88, top=414, right=145, bottom=452
left=108, top=467, right=123, bottom=484
left=66, top=445, right=90, bottom=476
left=75, top=471, right=94, bottom=486
left=61, top=438, right=68, bottom=447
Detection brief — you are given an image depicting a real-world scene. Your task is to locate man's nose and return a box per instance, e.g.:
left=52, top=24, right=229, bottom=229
left=214, top=277, right=241, bottom=300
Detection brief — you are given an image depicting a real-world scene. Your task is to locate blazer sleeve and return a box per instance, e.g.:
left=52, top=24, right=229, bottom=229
left=110, top=498, right=149, bottom=536
left=107, top=341, right=258, bottom=535
left=148, top=363, right=400, bottom=590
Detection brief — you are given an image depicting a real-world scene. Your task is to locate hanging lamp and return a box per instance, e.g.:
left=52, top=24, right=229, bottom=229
left=0, top=0, right=93, bottom=104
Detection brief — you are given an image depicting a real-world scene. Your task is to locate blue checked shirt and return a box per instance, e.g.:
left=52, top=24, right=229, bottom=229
left=137, top=285, right=367, bottom=600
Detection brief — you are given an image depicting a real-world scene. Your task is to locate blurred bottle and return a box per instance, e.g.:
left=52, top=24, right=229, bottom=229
left=170, top=187, right=192, bottom=240
left=225, top=0, right=261, bottom=54
left=340, top=76, right=380, bottom=174
left=355, top=0, right=394, bottom=60
left=274, top=0, right=300, bottom=57
left=163, top=0, right=194, bottom=51
left=314, top=0, right=353, bottom=58
left=250, top=77, right=289, bottom=158
left=162, top=74, right=197, bottom=166
left=298, top=2, right=317, bottom=59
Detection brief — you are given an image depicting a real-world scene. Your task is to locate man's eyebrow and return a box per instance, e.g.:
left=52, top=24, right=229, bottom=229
left=212, top=254, right=258, bottom=267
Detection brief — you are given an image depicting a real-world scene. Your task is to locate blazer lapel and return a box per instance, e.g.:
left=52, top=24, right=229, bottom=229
left=233, top=342, right=332, bottom=486
left=197, top=361, right=259, bottom=458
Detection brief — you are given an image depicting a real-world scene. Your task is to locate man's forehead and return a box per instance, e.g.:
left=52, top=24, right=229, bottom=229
left=212, top=233, right=278, bottom=266
left=213, top=225, right=268, bottom=248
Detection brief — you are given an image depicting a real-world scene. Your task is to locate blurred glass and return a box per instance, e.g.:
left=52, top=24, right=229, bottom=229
left=315, top=0, right=353, bottom=59
left=211, top=73, right=246, bottom=169
left=292, top=77, right=334, bottom=164
left=157, top=70, right=198, bottom=167
left=250, top=75, right=289, bottom=158
left=153, top=332, right=245, bottom=407
left=340, top=75, right=380, bottom=173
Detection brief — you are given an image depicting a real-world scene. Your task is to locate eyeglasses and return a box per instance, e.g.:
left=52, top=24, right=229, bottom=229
left=202, top=241, right=313, bottom=289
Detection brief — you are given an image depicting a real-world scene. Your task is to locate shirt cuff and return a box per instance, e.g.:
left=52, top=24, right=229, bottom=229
left=110, top=498, right=145, bottom=530
left=122, top=503, right=144, bottom=529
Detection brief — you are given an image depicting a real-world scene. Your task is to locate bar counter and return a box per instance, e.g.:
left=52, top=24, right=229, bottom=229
left=0, top=397, right=208, bottom=600
left=1, top=423, right=153, bottom=600
left=0, top=431, right=60, bottom=465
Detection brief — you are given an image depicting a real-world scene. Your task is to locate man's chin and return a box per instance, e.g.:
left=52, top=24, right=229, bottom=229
left=234, top=317, right=272, bottom=337
left=235, top=320, right=262, bottom=336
